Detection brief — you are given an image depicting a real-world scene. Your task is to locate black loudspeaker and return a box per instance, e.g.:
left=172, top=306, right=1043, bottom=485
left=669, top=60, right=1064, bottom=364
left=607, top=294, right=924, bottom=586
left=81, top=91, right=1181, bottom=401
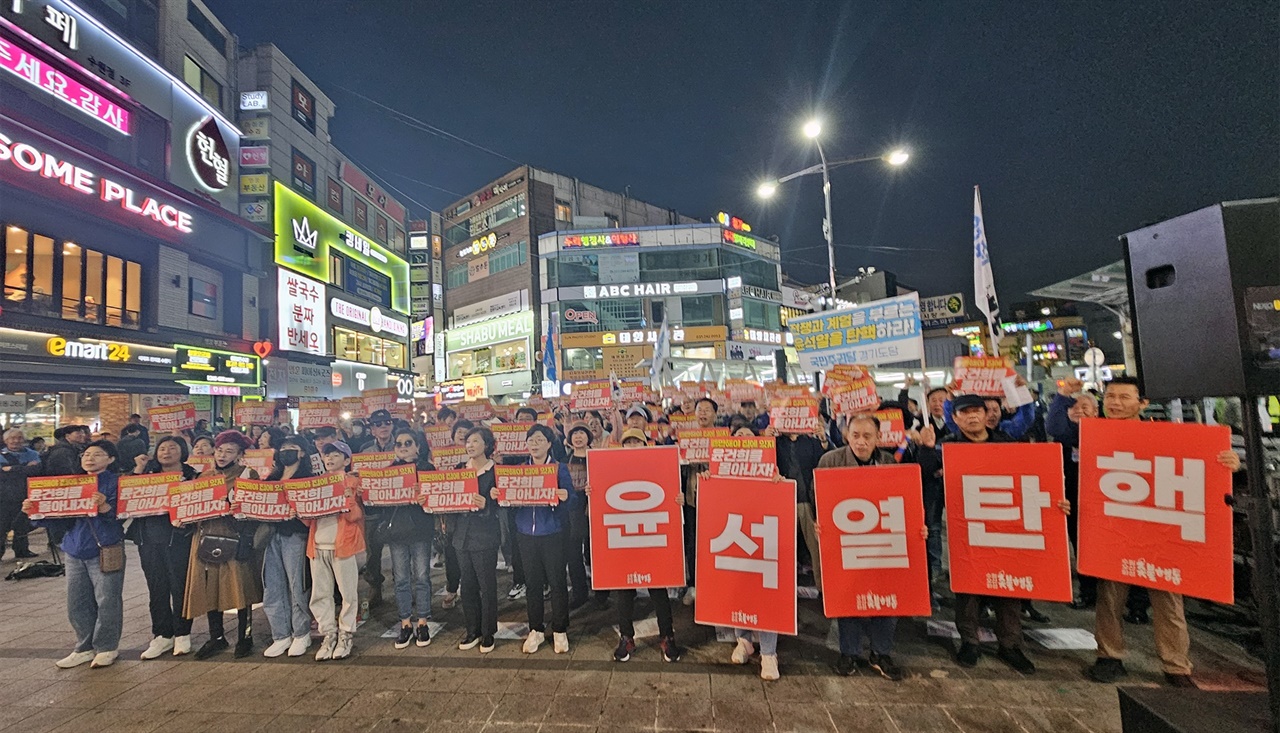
left=1122, top=198, right=1279, bottom=400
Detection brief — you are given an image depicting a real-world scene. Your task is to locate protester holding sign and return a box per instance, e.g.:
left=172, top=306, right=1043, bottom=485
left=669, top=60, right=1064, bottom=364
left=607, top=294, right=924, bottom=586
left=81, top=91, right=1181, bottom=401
left=563, top=423, right=593, bottom=609
left=309, top=442, right=366, bottom=661
left=184, top=430, right=262, bottom=660
left=1046, top=377, right=1100, bottom=609
left=24, top=440, right=125, bottom=669
left=261, top=435, right=317, bottom=659
left=384, top=428, right=438, bottom=650
left=454, top=426, right=502, bottom=653
left=1081, top=377, right=1240, bottom=689
left=127, top=436, right=198, bottom=660
left=680, top=398, right=719, bottom=607
left=768, top=424, right=829, bottom=587
left=361, top=409, right=397, bottom=607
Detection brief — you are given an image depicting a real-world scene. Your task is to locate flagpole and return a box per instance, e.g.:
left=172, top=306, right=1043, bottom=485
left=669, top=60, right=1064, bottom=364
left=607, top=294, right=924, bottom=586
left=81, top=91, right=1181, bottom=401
left=973, top=185, right=1002, bottom=358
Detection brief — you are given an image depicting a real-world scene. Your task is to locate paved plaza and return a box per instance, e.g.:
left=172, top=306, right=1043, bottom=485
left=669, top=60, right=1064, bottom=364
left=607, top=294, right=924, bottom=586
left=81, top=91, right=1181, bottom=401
left=0, top=536, right=1266, bottom=733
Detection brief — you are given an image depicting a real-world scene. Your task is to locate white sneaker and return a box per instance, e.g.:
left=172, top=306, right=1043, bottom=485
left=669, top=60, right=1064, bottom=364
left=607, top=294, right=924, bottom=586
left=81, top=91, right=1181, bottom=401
left=683, top=587, right=696, bottom=606
left=553, top=632, right=569, bottom=654
left=263, top=638, right=292, bottom=658
left=522, top=630, right=545, bottom=654
left=508, top=583, right=527, bottom=600
left=90, top=650, right=118, bottom=669
left=332, top=632, right=353, bottom=660
left=287, top=635, right=311, bottom=657
left=173, top=635, right=191, bottom=656
left=315, top=634, right=336, bottom=661
left=731, top=637, right=754, bottom=665
left=56, top=651, right=95, bottom=669
left=761, top=654, right=780, bottom=681
left=140, top=636, right=174, bottom=660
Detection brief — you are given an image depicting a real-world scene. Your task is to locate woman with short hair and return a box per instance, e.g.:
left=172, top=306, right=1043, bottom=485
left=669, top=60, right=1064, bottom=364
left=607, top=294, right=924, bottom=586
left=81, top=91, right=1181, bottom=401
left=454, top=426, right=500, bottom=652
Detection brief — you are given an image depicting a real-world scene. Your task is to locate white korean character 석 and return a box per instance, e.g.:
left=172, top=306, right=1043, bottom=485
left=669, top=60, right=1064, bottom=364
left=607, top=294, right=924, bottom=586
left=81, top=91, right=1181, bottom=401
left=601, top=481, right=670, bottom=549
left=962, top=475, right=1051, bottom=550
left=831, top=496, right=909, bottom=570
left=1098, top=452, right=1205, bottom=542
left=709, top=513, right=779, bottom=588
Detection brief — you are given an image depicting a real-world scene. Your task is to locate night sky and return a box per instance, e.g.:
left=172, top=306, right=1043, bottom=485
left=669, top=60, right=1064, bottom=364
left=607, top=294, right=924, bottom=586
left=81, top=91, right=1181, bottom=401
left=205, top=0, right=1278, bottom=301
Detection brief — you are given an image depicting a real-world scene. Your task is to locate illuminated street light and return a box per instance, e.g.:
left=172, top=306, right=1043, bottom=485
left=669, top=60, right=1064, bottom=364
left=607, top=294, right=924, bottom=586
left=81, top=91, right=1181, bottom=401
left=757, top=181, right=778, bottom=199
left=885, top=149, right=910, bottom=166
left=803, top=119, right=822, bottom=139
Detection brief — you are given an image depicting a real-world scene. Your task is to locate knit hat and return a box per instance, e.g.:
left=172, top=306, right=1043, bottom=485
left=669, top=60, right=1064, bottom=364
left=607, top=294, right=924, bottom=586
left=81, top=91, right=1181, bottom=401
left=213, top=430, right=254, bottom=451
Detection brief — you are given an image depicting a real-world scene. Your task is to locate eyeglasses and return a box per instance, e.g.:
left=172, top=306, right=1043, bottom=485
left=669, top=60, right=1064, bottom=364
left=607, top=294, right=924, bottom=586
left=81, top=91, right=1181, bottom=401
left=371, top=420, right=392, bottom=427
left=394, top=440, right=416, bottom=448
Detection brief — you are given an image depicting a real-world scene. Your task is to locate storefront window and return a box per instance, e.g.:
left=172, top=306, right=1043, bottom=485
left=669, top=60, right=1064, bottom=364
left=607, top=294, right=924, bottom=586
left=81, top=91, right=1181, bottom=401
left=447, top=337, right=528, bottom=379
left=31, top=235, right=55, bottom=317
left=85, top=248, right=104, bottom=323
left=563, top=347, right=603, bottom=373
left=682, top=295, right=718, bottom=327
left=3, top=226, right=26, bottom=302
left=333, top=327, right=407, bottom=369
left=61, top=242, right=82, bottom=319
left=2, top=224, right=143, bottom=328
left=560, top=298, right=644, bottom=333
left=744, top=299, right=782, bottom=330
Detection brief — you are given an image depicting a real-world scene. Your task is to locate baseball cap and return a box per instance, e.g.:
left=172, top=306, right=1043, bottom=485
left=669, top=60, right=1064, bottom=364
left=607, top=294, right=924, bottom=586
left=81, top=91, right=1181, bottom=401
left=623, top=402, right=651, bottom=422
left=321, top=440, right=353, bottom=460
left=368, top=409, right=393, bottom=424
left=952, top=394, right=988, bottom=412
left=620, top=428, right=648, bottom=444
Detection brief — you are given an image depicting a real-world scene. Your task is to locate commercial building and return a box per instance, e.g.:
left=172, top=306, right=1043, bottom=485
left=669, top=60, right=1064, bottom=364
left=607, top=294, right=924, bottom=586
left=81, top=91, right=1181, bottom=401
left=0, top=0, right=267, bottom=435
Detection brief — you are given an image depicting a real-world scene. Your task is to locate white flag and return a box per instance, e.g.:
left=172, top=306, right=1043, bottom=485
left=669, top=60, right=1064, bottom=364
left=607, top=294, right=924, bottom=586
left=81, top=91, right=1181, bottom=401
left=973, top=185, right=1001, bottom=353
left=649, top=315, right=671, bottom=389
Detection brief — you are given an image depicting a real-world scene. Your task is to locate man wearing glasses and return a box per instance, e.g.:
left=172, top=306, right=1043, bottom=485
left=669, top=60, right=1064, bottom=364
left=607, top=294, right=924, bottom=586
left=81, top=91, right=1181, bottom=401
left=362, top=409, right=396, bottom=605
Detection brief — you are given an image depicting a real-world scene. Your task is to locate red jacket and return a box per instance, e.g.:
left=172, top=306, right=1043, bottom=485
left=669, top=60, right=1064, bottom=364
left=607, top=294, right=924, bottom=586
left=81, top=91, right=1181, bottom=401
left=305, top=473, right=366, bottom=560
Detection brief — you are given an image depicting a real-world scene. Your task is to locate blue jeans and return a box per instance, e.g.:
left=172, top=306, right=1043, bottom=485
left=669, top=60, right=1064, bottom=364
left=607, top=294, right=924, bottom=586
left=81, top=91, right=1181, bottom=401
left=837, top=616, right=898, bottom=657
left=736, top=628, right=778, bottom=656
left=66, top=554, right=125, bottom=653
left=262, top=532, right=310, bottom=641
left=390, top=540, right=432, bottom=622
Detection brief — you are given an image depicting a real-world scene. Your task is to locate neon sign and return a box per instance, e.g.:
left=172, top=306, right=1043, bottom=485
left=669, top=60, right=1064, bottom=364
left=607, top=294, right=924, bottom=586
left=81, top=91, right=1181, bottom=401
left=563, top=232, right=638, bottom=248
left=721, top=230, right=758, bottom=250
left=716, top=212, right=752, bottom=232
left=0, top=32, right=129, bottom=134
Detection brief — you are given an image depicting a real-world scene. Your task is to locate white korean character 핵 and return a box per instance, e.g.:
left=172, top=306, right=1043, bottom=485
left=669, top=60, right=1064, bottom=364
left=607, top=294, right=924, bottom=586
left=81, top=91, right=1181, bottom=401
left=601, top=481, right=671, bottom=549
left=831, top=496, right=909, bottom=570
left=709, top=513, right=779, bottom=588
left=1097, top=452, right=1205, bottom=542
left=962, top=475, right=1051, bottom=550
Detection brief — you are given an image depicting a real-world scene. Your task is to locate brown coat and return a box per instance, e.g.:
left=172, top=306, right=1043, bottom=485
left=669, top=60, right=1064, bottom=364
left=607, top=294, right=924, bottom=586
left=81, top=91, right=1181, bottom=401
left=183, top=463, right=263, bottom=617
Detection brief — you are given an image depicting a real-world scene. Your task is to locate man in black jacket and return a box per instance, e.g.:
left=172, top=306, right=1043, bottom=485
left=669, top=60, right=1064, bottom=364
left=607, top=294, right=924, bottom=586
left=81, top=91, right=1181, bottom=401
left=0, top=428, right=41, bottom=559
left=769, top=425, right=829, bottom=588
left=43, top=425, right=88, bottom=476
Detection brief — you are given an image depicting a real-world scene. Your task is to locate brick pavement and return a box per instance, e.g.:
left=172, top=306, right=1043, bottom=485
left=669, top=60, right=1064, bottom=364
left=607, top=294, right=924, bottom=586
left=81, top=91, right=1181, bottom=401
left=0, top=535, right=1265, bottom=733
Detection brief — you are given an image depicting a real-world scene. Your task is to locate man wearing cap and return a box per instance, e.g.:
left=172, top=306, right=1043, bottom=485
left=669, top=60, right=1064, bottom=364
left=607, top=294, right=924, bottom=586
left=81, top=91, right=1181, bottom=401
left=361, top=409, right=396, bottom=605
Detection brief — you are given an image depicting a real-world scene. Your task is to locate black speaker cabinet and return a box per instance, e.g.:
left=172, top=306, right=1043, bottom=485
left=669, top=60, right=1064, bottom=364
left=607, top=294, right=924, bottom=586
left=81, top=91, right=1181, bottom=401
left=1122, top=198, right=1279, bottom=400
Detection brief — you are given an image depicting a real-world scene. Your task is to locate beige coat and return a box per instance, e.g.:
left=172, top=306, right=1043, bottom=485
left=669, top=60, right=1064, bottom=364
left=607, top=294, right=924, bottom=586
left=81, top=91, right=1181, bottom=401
left=183, top=463, right=263, bottom=617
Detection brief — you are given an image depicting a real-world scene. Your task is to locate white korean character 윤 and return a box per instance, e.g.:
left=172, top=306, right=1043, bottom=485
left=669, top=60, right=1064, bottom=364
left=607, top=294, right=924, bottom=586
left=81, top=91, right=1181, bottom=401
left=962, top=475, right=1051, bottom=550
left=709, top=513, right=779, bottom=588
left=601, top=481, right=670, bottom=549
left=1098, top=452, right=1205, bottom=542
left=831, top=496, right=908, bottom=570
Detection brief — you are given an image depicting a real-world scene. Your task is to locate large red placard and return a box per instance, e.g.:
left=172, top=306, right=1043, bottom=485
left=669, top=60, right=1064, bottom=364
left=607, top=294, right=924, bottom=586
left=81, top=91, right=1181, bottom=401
left=283, top=473, right=350, bottom=518
left=708, top=436, right=776, bottom=479
left=420, top=469, right=479, bottom=513
left=587, top=445, right=685, bottom=590
left=359, top=463, right=420, bottom=506
left=169, top=475, right=231, bottom=525
left=116, top=472, right=182, bottom=519
left=494, top=464, right=559, bottom=506
left=26, top=475, right=99, bottom=520
left=230, top=478, right=290, bottom=521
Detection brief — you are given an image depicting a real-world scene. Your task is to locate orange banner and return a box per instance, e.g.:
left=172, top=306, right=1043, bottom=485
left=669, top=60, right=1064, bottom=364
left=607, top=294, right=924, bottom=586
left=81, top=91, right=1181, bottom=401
left=588, top=445, right=685, bottom=590
left=298, top=401, right=341, bottom=429
left=943, top=443, right=1071, bottom=601
left=230, top=477, right=290, bottom=521
left=241, top=448, right=275, bottom=476
left=814, top=464, right=930, bottom=617
left=455, top=400, right=494, bottom=422
left=678, top=428, right=729, bottom=464
left=148, top=402, right=196, bottom=433
left=1077, top=418, right=1234, bottom=603
left=234, top=401, right=274, bottom=427
left=361, top=387, right=399, bottom=417
left=952, top=356, right=1014, bottom=397
left=25, top=475, right=99, bottom=519
left=694, top=476, right=798, bottom=635
left=494, top=464, right=560, bottom=506
left=771, top=396, right=820, bottom=434
left=116, top=472, right=181, bottom=519
left=492, top=422, right=534, bottom=456
left=424, top=426, right=454, bottom=451
left=828, top=377, right=880, bottom=415
left=168, top=475, right=230, bottom=525
left=359, top=463, right=420, bottom=506
left=874, top=409, right=906, bottom=448
left=708, top=436, right=776, bottom=479
left=420, top=468, right=479, bottom=513
left=570, top=381, right=612, bottom=411
left=352, top=451, right=395, bottom=472
left=282, top=473, right=350, bottom=518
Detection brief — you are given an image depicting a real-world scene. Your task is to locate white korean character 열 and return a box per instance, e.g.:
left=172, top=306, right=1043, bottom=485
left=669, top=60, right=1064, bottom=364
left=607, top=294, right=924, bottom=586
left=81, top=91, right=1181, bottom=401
left=709, top=513, right=779, bottom=588
left=831, top=496, right=909, bottom=570
left=601, top=481, right=670, bottom=549
left=962, top=475, right=1051, bottom=550
left=1098, top=452, right=1206, bottom=542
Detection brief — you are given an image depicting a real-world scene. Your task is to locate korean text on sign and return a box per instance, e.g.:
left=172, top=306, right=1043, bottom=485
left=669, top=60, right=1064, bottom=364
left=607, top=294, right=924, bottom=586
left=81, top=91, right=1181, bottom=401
left=942, top=443, right=1071, bottom=601
left=233, top=401, right=274, bottom=427
left=788, top=293, right=923, bottom=371
left=420, top=469, right=479, bottom=513
left=492, top=423, right=534, bottom=456
left=168, top=475, right=231, bottom=525
left=25, top=475, right=99, bottom=520
left=116, top=472, right=182, bottom=520
left=771, top=396, right=820, bottom=434
left=352, top=452, right=395, bottom=472
left=361, top=387, right=398, bottom=417
left=570, top=381, right=612, bottom=411
left=283, top=272, right=323, bottom=353
left=230, top=478, right=290, bottom=521
left=297, top=401, right=341, bottom=429
left=708, top=436, right=776, bottom=479
left=240, top=448, right=275, bottom=476
left=695, top=477, right=798, bottom=635
left=360, top=463, right=420, bottom=506
left=952, top=357, right=1014, bottom=397
left=875, top=409, right=906, bottom=448
left=494, top=464, right=560, bottom=506
left=284, top=473, right=350, bottom=518
left=814, top=464, right=931, bottom=617
left=1077, top=419, right=1233, bottom=603
left=678, top=428, right=728, bottom=464
left=148, top=402, right=195, bottom=432
left=587, top=445, right=685, bottom=590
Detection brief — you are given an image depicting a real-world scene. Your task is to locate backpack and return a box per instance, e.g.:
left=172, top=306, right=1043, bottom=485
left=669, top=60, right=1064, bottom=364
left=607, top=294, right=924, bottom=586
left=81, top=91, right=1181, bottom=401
left=4, top=560, right=65, bottom=580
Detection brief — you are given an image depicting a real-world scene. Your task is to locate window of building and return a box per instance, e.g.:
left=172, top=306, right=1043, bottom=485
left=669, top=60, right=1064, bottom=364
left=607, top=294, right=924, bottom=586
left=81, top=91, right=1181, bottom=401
left=554, top=199, right=573, bottom=223
left=681, top=295, right=718, bottom=327
left=187, top=1, right=227, bottom=53
left=447, top=338, right=528, bottom=379
left=189, top=277, right=218, bottom=319
left=78, top=0, right=159, bottom=57
left=743, top=298, right=781, bottom=331
left=639, top=249, right=719, bottom=283
left=488, top=242, right=527, bottom=275
left=3, top=225, right=142, bottom=328
left=563, top=347, right=603, bottom=374
left=466, top=193, right=526, bottom=237
left=182, top=55, right=222, bottom=108
left=604, top=213, right=619, bottom=228
left=333, top=327, right=407, bottom=370
left=446, top=264, right=469, bottom=288
left=329, top=253, right=345, bottom=290
left=720, top=250, right=779, bottom=290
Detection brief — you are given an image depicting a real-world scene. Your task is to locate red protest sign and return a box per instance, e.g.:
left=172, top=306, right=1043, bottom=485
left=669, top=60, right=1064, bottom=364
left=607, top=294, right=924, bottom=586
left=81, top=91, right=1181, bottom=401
left=943, top=443, right=1071, bottom=601
left=814, top=464, right=931, bottom=617
left=724, top=379, right=764, bottom=408
left=570, top=380, right=612, bottom=411
left=1076, top=418, right=1233, bottom=603
left=169, top=475, right=231, bottom=525
left=241, top=448, right=275, bottom=476
left=494, top=464, right=560, bottom=506
left=298, top=401, right=341, bottom=429
left=284, top=473, right=350, bottom=518
left=188, top=455, right=215, bottom=474
left=432, top=445, right=468, bottom=467
left=352, top=451, right=395, bottom=472
left=952, top=357, right=1014, bottom=397
left=424, top=426, right=454, bottom=451
left=492, top=422, right=534, bottom=456
left=338, top=397, right=364, bottom=418
left=148, top=402, right=195, bottom=433
left=694, top=476, right=798, bottom=635
left=456, top=401, right=494, bottom=422
left=360, top=463, right=420, bottom=506
left=234, top=401, right=275, bottom=427
left=25, top=475, right=99, bottom=520
left=678, top=428, right=729, bottom=464
left=829, top=377, right=880, bottom=415
left=771, top=396, right=820, bottom=434
left=588, top=445, right=685, bottom=590
left=116, top=472, right=181, bottom=519
left=230, top=477, right=290, bottom=521
left=708, top=436, right=776, bottom=479
left=420, top=469, right=479, bottom=513
left=668, top=412, right=699, bottom=434
left=875, top=409, right=906, bottom=448
left=614, top=382, right=648, bottom=407
left=361, top=387, right=399, bottom=417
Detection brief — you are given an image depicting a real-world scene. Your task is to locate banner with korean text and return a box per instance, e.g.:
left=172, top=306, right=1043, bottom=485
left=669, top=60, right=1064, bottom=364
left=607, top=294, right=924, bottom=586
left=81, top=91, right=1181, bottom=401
left=432, top=446, right=468, bottom=468
left=789, top=293, right=923, bottom=372
left=283, top=473, right=350, bottom=518
left=420, top=469, right=479, bottom=513
left=169, top=475, right=231, bottom=525
left=827, top=376, right=881, bottom=415
left=360, top=464, right=420, bottom=505
left=116, top=472, right=182, bottom=519
left=771, top=396, right=820, bottom=434
left=241, top=449, right=275, bottom=476
left=588, top=445, right=685, bottom=590
left=230, top=478, right=290, bottom=521
left=875, top=409, right=906, bottom=448
left=494, top=464, right=560, bottom=506
left=952, top=357, right=1015, bottom=397
left=709, top=436, right=776, bottom=479
left=678, top=428, right=728, bottom=464
left=492, top=423, right=533, bottom=456
left=694, top=477, right=797, bottom=635
left=298, top=401, right=341, bottom=429
left=424, top=426, right=454, bottom=451
left=25, top=475, right=99, bottom=520
left=456, top=401, right=493, bottom=422
left=234, top=401, right=274, bottom=427
left=570, top=381, right=612, bottom=411
left=361, top=387, right=399, bottom=417
left=1077, top=419, right=1233, bottom=603
left=943, top=443, right=1071, bottom=601
left=814, top=465, right=930, bottom=617
left=352, top=451, right=395, bottom=472
left=148, top=402, right=196, bottom=433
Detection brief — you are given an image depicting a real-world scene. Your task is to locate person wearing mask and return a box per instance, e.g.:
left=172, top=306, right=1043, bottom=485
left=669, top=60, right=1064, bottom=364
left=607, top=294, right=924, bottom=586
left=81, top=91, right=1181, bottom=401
left=1047, top=378, right=1099, bottom=609
left=509, top=424, right=576, bottom=654
left=186, top=430, right=263, bottom=660
left=0, top=428, right=41, bottom=560
left=44, top=424, right=88, bottom=476
left=454, top=426, right=501, bottom=653
left=918, top=395, right=1071, bottom=674
left=767, top=423, right=829, bottom=589
left=563, top=423, right=592, bottom=609
left=309, top=441, right=365, bottom=661
left=603, top=428, right=685, bottom=663
left=386, top=428, right=437, bottom=650
left=1086, top=377, right=1240, bottom=689
left=128, top=436, right=199, bottom=659
left=126, top=413, right=150, bottom=445
left=346, top=420, right=370, bottom=453
left=261, top=435, right=316, bottom=658
left=23, top=440, right=124, bottom=668
left=820, top=414, right=931, bottom=681
left=361, top=409, right=397, bottom=607
left=680, top=398, right=718, bottom=606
